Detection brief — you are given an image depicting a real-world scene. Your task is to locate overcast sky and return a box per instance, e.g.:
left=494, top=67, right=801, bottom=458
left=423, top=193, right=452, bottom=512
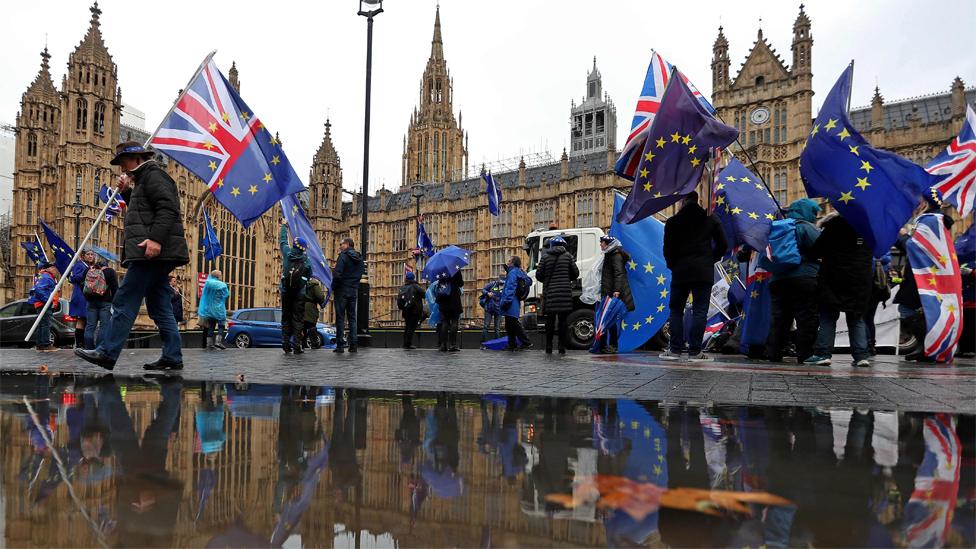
left=2, top=0, right=974, bottom=197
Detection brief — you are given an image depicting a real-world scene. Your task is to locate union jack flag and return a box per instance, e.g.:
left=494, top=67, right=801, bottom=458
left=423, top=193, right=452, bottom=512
left=615, top=50, right=713, bottom=181
left=903, top=414, right=960, bottom=547
left=149, top=54, right=304, bottom=227
left=98, top=184, right=125, bottom=222
left=906, top=213, right=963, bottom=362
left=927, top=105, right=976, bottom=217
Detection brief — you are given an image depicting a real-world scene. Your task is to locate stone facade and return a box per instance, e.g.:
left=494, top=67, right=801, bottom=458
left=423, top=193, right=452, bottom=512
left=8, top=3, right=282, bottom=327
left=570, top=58, right=617, bottom=158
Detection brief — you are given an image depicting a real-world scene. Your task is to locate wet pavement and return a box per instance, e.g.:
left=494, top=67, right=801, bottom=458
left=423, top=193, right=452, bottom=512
left=1, top=373, right=973, bottom=548
left=2, top=348, right=974, bottom=413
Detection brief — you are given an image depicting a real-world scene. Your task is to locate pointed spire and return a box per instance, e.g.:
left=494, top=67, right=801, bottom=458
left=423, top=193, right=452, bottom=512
left=228, top=61, right=240, bottom=92
left=73, top=1, right=113, bottom=65
left=25, top=46, right=58, bottom=100
left=714, top=25, right=728, bottom=49
left=430, top=4, right=443, bottom=60
left=315, top=118, right=339, bottom=164
left=872, top=86, right=883, bottom=105
left=90, top=1, right=101, bottom=25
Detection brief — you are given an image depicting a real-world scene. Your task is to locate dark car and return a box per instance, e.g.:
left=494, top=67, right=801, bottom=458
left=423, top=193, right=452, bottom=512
left=0, top=299, right=75, bottom=347
left=225, top=307, right=336, bottom=349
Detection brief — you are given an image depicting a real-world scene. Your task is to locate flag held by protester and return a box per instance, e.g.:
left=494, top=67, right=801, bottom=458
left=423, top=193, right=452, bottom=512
left=281, top=193, right=333, bottom=295
left=20, top=240, right=46, bottom=266
left=417, top=218, right=435, bottom=258
left=149, top=54, right=305, bottom=228
left=98, top=184, right=125, bottom=222
left=201, top=208, right=223, bottom=261
left=800, top=64, right=938, bottom=256
left=714, top=158, right=779, bottom=252
left=484, top=172, right=502, bottom=217
left=616, top=50, right=714, bottom=181
left=617, top=69, right=738, bottom=224
left=738, top=253, right=772, bottom=354
left=607, top=193, right=672, bottom=353
left=38, top=218, right=74, bottom=274
left=926, top=105, right=976, bottom=217
left=906, top=213, right=963, bottom=363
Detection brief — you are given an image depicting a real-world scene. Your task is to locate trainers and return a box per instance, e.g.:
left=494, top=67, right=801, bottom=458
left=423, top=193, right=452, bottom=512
left=659, top=350, right=681, bottom=361
left=688, top=352, right=712, bottom=362
left=803, top=355, right=832, bottom=366
left=853, top=359, right=871, bottom=368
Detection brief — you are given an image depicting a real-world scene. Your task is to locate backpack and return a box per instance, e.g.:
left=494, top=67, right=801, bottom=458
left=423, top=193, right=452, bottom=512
left=515, top=275, right=530, bottom=301
left=871, top=259, right=891, bottom=302
left=82, top=265, right=108, bottom=299
left=434, top=280, right=452, bottom=301
left=759, top=218, right=803, bottom=275
left=282, top=261, right=308, bottom=291
left=397, top=284, right=417, bottom=311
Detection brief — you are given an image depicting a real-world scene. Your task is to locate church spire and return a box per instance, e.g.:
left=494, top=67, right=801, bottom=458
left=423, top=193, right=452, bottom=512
left=430, top=4, right=443, bottom=60
left=72, top=1, right=114, bottom=66
left=24, top=47, right=58, bottom=100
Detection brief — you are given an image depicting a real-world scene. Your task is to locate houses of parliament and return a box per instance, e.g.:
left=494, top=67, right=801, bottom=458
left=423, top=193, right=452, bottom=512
left=6, top=3, right=973, bottom=325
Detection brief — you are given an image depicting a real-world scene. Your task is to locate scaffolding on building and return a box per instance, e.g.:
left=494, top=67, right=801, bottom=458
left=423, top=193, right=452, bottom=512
left=476, top=150, right=557, bottom=176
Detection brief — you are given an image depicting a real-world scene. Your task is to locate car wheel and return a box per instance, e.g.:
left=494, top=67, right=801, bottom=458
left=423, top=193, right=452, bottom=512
left=566, top=309, right=595, bottom=350
left=234, top=333, right=252, bottom=349
left=898, top=319, right=920, bottom=356
left=648, top=320, right=670, bottom=350
left=306, top=332, right=323, bottom=350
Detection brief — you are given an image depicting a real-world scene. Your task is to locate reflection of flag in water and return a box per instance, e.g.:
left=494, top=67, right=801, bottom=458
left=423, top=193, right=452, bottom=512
left=39, top=218, right=74, bottom=273
left=608, top=193, right=672, bottom=352
left=906, top=213, right=963, bottom=362
left=738, top=254, right=771, bottom=354
left=270, top=440, right=330, bottom=546
left=903, top=414, right=960, bottom=547
left=194, top=469, right=216, bottom=523
left=927, top=105, right=976, bottom=217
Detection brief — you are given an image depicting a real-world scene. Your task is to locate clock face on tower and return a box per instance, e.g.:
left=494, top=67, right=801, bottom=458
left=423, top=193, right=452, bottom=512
left=750, top=107, right=770, bottom=125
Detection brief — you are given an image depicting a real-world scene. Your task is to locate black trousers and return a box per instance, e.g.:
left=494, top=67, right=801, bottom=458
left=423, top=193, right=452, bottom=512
left=545, top=311, right=569, bottom=351
left=765, top=276, right=818, bottom=362
left=440, top=314, right=460, bottom=350
left=403, top=312, right=421, bottom=347
left=505, top=315, right=530, bottom=349
left=280, top=290, right=305, bottom=350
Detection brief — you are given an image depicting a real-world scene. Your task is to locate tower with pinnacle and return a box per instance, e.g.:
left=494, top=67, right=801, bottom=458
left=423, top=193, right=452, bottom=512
left=569, top=56, right=616, bottom=158
left=308, top=118, right=343, bottom=260
left=401, top=5, right=468, bottom=185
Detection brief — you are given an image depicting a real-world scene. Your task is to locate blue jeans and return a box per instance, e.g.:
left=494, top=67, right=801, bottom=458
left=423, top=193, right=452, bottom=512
left=481, top=312, right=500, bottom=341
left=334, top=287, right=358, bottom=348
left=668, top=281, right=711, bottom=354
left=97, top=261, right=182, bottom=362
left=813, top=308, right=869, bottom=361
left=85, top=301, right=112, bottom=349
left=35, top=307, right=52, bottom=347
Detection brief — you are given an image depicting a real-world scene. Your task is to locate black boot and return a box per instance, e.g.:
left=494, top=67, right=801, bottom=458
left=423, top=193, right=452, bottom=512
left=74, top=330, right=85, bottom=349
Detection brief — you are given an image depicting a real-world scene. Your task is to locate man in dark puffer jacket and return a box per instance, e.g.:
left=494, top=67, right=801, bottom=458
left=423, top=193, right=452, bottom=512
left=76, top=142, right=189, bottom=371
left=536, top=235, right=579, bottom=354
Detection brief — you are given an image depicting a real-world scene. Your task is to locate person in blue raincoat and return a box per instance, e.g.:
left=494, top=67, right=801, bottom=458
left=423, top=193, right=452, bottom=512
left=68, top=249, right=97, bottom=348
left=479, top=273, right=505, bottom=343
left=500, top=256, right=533, bottom=351
left=426, top=283, right=442, bottom=349
left=198, top=270, right=229, bottom=350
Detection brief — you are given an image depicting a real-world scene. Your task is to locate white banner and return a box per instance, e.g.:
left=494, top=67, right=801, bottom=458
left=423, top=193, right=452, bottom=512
left=835, top=295, right=900, bottom=350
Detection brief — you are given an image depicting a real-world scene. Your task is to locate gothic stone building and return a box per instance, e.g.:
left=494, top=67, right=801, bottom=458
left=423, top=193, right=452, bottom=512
left=9, top=3, right=284, bottom=327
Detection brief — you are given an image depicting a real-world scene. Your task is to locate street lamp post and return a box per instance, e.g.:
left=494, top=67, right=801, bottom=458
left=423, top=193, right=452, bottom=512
left=411, top=173, right=424, bottom=271
left=357, top=0, right=383, bottom=344
left=73, top=196, right=83, bottom=251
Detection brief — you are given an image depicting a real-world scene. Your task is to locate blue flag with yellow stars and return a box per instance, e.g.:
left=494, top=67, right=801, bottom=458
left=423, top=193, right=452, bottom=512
left=800, top=64, right=937, bottom=256
left=714, top=158, right=780, bottom=252
left=738, top=255, right=772, bottom=354
left=38, top=218, right=74, bottom=274
left=201, top=208, right=223, bottom=261
left=280, top=193, right=333, bottom=296
left=609, top=193, right=672, bottom=353
left=617, top=68, right=739, bottom=224
left=20, top=240, right=46, bottom=266
left=148, top=56, right=306, bottom=228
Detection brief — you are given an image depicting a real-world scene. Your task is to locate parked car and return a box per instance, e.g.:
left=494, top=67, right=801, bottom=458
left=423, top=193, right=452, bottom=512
left=0, top=299, right=75, bottom=347
left=225, top=307, right=336, bottom=349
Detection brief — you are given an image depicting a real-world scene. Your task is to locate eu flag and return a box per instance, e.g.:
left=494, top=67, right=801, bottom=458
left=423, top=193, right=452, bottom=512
left=484, top=172, right=502, bottom=217
left=417, top=219, right=435, bottom=258
left=149, top=55, right=306, bottom=228
left=738, top=256, right=772, bottom=354
left=20, top=240, right=46, bottom=266
left=714, top=158, right=780, bottom=252
left=608, top=193, right=672, bottom=352
left=280, top=193, right=333, bottom=294
left=38, top=218, right=74, bottom=274
left=201, top=208, right=223, bottom=261
left=617, top=68, right=738, bottom=224
left=800, top=64, right=938, bottom=256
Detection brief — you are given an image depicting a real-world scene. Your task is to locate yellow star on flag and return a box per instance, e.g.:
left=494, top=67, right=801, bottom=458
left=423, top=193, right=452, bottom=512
left=208, top=160, right=217, bottom=171
left=216, top=178, right=224, bottom=188
left=656, top=137, right=666, bottom=148
left=849, top=144, right=860, bottom=156
left=621, top=320, right=629, bottom=331
left=644, top=151, right=655, bottom=162
left=755, top=183, right=764, bottom=190
left=751, top=290, right=759, bottom=299
left=726, top=175, right=736, bottom=182
left=681, top=135, right=691, bottom=145
left=855, top=177, right=870, bottom=191
left=271, top=155, right=281, bottom=166
left=230, top=186, right=240, bottom=197
left=656, top=274, right=666, bottom=285
left=838, top=191, right=855, bottom=204
left=688, top=144, right=697, bottom=155
left=643, top=182, right=652, bottom=192
left=811, top=124, right=820, bottom=136
left=716, top=196, right=726, bottom=205
left=765, top=213, right=775, bottom=220
left=740, top=176, right=751, bottom=183
left=653, top=192, right=663, bottom=198
left=748, top=212, right=759, bottom=220
left=730, top=206, right=743, bottom=215
left=659, top=288, right=669, bottom=298
left=203, top=140, right=215, bottom=151
left=670, top=131, right=681, bottom=143
left=656, top=304, right=666, bottom=312
left=644, top=262, right=654, bottom=273
left=825, top=118, right=838, bottom=130
left=240, top=111, right=250, bottom=120
left=639, top=167, right=649, bottom=179
left=716, top=183, right=725, bottom=190
left=248, top=185, right=258, bottom=195
left=837, top=127, right=851, bottom=140
left=263, top=173, right=272, bottom=183
left=860, top=160, right=874, bottom=173
left=221, top=112, right=230, bottom=123
left=628, top=260, right=637, bottom=270
left=632, top=322, right=642, bottom=331
left=270, top=135, right=280, bottom=146
left=645, top=314, right=654, bottom=324
left=690, top=157, right=701, bottom=167
left=208, top=122, right=217, bottom=133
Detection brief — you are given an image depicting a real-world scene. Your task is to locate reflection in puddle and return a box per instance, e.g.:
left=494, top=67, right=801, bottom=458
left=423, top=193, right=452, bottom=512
left=1, top=372, right=973, bottom=548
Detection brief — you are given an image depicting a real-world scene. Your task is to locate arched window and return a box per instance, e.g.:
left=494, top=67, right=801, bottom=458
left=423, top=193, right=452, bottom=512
left=755, top=75, right=765, bottom=87
left=26, top=195, right=34, bottom=225
left=433, top=133, right=439, bottom=180
left=75, top=169, right=83, bottom=202
left=93, top=102, right=106, bottom=135
left=93, top=174, right=101, bottom=206
left=76, top=98, right=88, bottom=131
left=86, top=69, right=91, bottom=84
left=27, top=132, right=37, bottom=157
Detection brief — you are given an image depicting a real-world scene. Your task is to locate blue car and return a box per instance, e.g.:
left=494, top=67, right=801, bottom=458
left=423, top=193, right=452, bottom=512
left=225, top=307, right=336, bottom=349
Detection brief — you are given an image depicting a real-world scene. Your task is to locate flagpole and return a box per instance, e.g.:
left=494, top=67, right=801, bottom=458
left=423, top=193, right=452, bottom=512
left=33, top=231, right=50, bottom=262
left=24, top=188, right=120, bottom=342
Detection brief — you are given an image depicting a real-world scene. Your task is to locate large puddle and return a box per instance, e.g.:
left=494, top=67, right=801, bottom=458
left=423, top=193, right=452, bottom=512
left=1, top=372, right=973, bottom=548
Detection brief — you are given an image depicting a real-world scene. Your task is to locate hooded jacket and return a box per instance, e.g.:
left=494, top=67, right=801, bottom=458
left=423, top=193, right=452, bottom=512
left=119, top=161, right=190, bottom=266
left=304, top=278, right=327, bottom=323
left=600, top=242, right=635, bottom=311
left=773, top=198, right=822, bottom=281
left=536, top=245, right=579, bottom=314
left=198, top=275, right=229, bottom=321
left=811, top=214, right=873, bottom=313
left=333, top=247, right=365, bottom=294
left=663, top=202, right=728, bottom=284
left=437, top=270, right=465, bottom=317
left=279, top=225, right=313, bottom=293
left=500, top=265, right=531, bottom=318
